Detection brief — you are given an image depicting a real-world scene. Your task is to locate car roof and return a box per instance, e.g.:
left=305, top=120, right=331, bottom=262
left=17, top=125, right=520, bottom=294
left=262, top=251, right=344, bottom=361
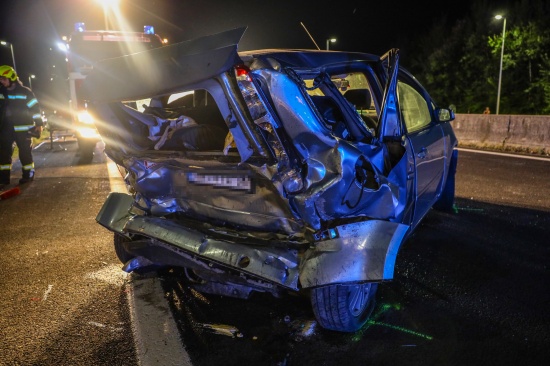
left=238, top=49, right=380, bottom=68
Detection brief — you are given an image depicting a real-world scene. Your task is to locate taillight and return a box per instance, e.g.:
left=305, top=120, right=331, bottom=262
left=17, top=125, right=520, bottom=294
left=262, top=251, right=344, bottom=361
left=235, top=66, right=265, bottom=121
left=234, top=65, right=304, bottom=194
left=235, top=65, right=251, bottom=81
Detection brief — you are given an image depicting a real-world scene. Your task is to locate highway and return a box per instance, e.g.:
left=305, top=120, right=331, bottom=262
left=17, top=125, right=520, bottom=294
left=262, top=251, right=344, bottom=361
left=0, top=139, right=548, bottom=365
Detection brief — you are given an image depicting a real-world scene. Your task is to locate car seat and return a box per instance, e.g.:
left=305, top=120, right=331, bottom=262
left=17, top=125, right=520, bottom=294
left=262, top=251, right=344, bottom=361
left=343, top=89, right=378, bottom=131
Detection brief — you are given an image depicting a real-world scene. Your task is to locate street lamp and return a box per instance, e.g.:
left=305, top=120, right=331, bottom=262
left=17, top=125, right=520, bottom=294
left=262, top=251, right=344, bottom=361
left=96, top=0, right=120, bottom=30
left=28, top=74, right=35, bottom=89
left=495, top=15, right=506, bottom=115
left=0, top=40, right=16, bottom=71
left=326, top=38, right=336, bottom=50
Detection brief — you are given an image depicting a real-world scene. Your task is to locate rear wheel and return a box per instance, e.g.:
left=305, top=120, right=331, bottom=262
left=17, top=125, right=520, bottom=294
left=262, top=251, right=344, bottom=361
left=311, top=282, right=378, bottom=332
left=114, top=233, right=134, bottom=264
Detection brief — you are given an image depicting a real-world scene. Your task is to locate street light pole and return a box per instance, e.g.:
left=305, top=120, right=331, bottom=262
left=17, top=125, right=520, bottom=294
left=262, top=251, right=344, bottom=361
left=326, top=38, right=336, bottom=50
left=0, top=40, right=16, bottom=71
left=495, top=15, right=506, bottom=115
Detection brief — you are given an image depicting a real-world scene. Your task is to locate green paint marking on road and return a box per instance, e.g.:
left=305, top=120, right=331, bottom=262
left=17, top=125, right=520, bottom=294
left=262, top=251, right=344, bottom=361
left=354, top=302, right=433, bottom=341
left=371, top=302, right=402, bottom=320
left=457, top=207, right=484, bottom=212
left=368, top=320, right=434, bottom=340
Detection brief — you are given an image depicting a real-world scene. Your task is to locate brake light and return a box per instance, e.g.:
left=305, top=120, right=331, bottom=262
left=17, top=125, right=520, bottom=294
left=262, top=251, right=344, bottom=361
left=235, top=65, right=251, bottom=81
left=234, top=65, right=304, bottom=194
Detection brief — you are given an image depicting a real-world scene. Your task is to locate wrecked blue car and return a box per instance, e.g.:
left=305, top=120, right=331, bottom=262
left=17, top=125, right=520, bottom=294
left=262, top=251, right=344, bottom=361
left=87, top=27, right=458, bottom=332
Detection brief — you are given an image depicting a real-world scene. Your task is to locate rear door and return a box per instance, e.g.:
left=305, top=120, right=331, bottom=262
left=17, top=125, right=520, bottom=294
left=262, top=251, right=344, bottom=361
left=379, top=51, right=445, bottom=227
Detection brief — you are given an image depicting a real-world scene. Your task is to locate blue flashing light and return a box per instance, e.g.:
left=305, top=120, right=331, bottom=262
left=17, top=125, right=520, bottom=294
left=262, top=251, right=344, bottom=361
left=74, top=22, right=85, bottom=32
left=144, top=25, right=154, bottom=35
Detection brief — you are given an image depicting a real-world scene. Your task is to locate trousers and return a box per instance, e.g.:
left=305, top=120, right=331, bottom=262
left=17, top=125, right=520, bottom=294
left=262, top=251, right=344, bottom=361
left=0, top=127, right=34, bottom=184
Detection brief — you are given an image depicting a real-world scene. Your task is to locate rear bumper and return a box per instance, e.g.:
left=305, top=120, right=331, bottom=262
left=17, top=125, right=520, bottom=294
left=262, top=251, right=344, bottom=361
left=96, top=192, right=301, bottom=289
left=97, top=192, right=409, bottom=291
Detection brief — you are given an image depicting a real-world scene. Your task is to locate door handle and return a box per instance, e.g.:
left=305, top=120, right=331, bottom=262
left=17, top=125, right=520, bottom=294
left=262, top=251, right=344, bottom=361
left=417, top=147, right=427, bottom=159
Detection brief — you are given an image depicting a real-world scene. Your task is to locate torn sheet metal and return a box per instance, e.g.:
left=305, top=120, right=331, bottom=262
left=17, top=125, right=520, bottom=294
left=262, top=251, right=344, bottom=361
left=83, top=27, right=246, bottom=102
left=300, top=220, right=410, bottom=287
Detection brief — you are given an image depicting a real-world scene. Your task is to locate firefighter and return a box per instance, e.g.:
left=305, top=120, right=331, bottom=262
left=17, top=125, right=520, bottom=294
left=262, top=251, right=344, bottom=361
left=0, top=65, right=43, bottom=189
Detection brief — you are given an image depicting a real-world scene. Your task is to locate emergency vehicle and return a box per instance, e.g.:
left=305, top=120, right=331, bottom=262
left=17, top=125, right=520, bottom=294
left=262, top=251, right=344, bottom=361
left=53, top=25, right=164, bottom=162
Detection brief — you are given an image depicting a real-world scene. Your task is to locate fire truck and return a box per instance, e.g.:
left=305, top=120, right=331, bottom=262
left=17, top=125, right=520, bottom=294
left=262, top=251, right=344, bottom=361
left=50, top=25, right=164, bottom=162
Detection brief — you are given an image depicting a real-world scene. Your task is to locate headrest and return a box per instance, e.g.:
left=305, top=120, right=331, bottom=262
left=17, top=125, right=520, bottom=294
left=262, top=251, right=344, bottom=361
left=343, top=89, right=371, bottom=110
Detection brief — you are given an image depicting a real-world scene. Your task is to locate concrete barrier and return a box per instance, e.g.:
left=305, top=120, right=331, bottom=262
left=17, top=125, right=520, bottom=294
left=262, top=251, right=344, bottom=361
left=452, top=114, right=550, bottom=152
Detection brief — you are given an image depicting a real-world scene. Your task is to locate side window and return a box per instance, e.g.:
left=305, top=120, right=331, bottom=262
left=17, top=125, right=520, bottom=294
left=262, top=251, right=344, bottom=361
left=397, top=81, right=431, bottom=133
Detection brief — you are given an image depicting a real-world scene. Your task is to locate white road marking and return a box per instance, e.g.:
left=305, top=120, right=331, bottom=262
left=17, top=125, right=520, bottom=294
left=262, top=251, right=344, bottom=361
left=107, top=160, right=129, bottom=193
left=107, top=159, right=192, bottom=366
left=457, top=148, right=550, bottom=162
left=89, top=321, right=106, bottom=328
left=85, top=264, right=128, bottom=286
left=128, top=275, right=192, bottom=366
left=88, top=321, right=124, bottom=332
left=42, top=284, right=53, bottom=301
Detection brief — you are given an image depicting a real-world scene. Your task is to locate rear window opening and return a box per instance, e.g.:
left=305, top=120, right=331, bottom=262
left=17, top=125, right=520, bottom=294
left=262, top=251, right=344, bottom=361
left=303, top=71, right=379, bottom=140
left=113, top=89, right=232, bottom=153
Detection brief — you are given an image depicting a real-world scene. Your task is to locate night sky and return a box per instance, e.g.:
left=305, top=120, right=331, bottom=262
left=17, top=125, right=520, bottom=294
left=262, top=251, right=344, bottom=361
left=0, top=0, right=502, bottom=99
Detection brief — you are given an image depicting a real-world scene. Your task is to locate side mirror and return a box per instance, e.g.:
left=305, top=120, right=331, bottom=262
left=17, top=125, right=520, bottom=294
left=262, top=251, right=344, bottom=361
left=437, top=107, right=455, bottom=123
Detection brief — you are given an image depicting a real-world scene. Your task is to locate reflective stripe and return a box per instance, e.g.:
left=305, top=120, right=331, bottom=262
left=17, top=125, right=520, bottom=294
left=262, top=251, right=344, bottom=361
left=8, top=94, right=27, bottom=100
left=14, top=125, right=34, bottom=132
left=32, top=113, right=42, bottom=120
left=22, top=163, right=35, bottom=171
left=0, top=94, right=4, bottom=99
left=27, top=98, right=38, bottom=108
left=0, top=164, right=11, bottom=171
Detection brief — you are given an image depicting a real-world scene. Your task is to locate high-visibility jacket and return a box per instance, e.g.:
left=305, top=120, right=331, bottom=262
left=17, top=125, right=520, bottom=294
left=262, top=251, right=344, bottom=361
left=0, top=83, right=43, bottom=131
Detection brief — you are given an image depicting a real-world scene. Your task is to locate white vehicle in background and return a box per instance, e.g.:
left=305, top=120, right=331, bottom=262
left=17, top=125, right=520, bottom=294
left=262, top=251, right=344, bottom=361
left=60, top=26, right=164, bottom=162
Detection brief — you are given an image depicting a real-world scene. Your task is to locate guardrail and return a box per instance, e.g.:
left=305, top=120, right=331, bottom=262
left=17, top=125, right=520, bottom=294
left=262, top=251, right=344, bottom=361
left=452, top=114, right=550, bottom=154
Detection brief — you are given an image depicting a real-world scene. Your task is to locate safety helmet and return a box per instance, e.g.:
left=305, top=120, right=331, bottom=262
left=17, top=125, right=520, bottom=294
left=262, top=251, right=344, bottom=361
left=0, top=65, right=17, bottom=81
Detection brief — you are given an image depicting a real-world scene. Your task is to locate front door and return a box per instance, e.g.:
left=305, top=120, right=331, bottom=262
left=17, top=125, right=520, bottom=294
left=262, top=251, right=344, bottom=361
left=397, top=80, right=445, bottom=225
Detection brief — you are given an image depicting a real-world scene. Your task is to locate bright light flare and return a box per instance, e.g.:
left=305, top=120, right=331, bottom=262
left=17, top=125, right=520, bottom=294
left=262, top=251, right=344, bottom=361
left=57, top=42, right=67, bottom=52
left=96, top=0, right=119, bottom=7
left=77, top=111, right=94, bottom=124
left=77, top=126, right=101, bottom=139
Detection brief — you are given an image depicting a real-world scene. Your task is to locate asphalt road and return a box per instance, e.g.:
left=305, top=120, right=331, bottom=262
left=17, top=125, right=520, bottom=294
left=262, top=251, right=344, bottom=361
left=0, top=138, right=136, bottom=366
left=0, top=141, right=549, bottom=366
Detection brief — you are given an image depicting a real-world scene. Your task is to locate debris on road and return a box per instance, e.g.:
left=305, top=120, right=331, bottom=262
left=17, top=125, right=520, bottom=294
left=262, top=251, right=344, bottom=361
left=0, top=186, right=21, bottom=200
left=201, top=323, right=243, bottom=338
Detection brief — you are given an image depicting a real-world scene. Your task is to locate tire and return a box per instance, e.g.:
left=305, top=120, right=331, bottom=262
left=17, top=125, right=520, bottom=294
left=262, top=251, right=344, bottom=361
left=114, top=233, right=134, bottom=264
left=434, top=149, right=458, bottom=212
left=311, top=282, right=378, bottom=332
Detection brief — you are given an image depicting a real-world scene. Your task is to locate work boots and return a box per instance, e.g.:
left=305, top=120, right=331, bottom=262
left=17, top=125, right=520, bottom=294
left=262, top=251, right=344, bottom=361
left=19, top=169, right=35, bottom=184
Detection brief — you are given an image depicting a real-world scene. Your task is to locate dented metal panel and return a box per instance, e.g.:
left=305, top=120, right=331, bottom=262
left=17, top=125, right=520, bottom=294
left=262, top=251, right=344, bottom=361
left=299, top=220, right=409, bottom=287
left=256, top=69, right=401, bottom=229
left=122, top=157, right=306, bottom=237
left=97, top=193, right=301, bottom=289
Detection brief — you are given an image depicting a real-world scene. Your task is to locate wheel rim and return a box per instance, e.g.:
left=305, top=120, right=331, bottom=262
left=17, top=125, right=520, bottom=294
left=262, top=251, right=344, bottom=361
left=349, top=284, right=372, bottom=317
